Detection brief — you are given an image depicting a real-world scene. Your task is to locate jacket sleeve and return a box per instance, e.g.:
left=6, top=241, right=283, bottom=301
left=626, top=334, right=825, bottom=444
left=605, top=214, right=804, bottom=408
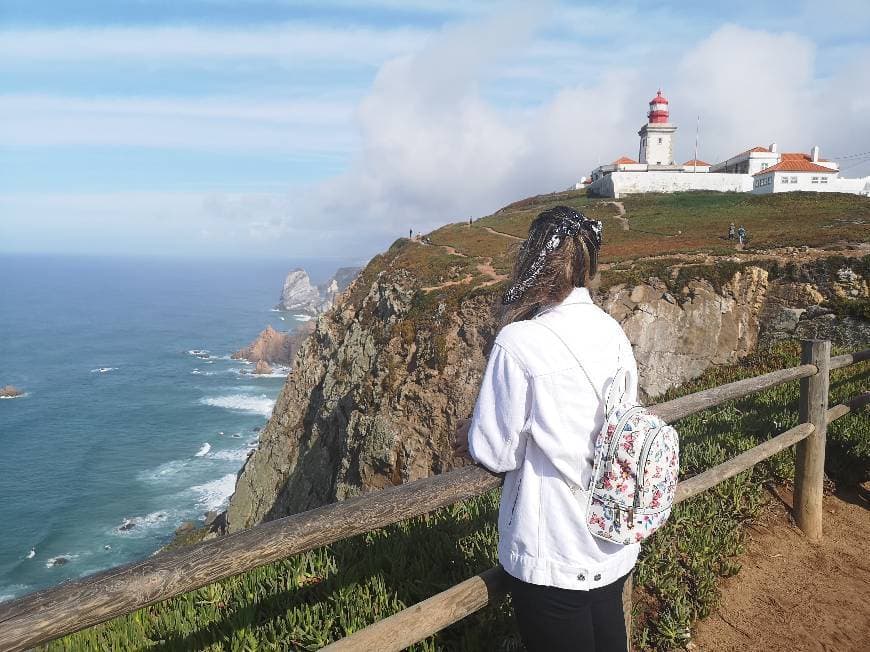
left=467, top=342, right=531, bottom=473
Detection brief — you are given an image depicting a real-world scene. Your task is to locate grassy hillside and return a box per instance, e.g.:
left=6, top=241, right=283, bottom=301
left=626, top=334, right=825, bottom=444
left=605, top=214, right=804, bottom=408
left=46, top=344, right=869, bottom=651
left=355, top=190, right=870, bottom=317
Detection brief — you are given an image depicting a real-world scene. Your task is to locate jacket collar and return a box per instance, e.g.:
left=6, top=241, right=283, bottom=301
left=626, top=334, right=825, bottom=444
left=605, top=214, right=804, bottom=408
left=559, top=287, right=593, bottom=306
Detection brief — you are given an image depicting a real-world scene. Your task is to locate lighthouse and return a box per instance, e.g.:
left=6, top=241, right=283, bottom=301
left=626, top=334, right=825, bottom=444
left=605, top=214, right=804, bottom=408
left=638, top=90, right=677, bottom=166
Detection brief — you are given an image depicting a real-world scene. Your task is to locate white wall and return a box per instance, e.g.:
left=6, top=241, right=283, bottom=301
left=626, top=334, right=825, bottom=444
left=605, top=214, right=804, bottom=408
left=832, top=176, right=870, bottom=195
left=589, top=171, right=753, bottom=198
left=752, top=172, right=870, bottom=195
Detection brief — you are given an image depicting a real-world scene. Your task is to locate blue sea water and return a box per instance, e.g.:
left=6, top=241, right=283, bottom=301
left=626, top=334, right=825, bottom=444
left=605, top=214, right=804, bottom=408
left=0, top=253, right=355, bottom=601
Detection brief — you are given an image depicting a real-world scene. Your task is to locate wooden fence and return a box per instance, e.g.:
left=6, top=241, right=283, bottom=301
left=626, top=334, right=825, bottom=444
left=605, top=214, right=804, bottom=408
left=0, top=341, right=867, bottom=652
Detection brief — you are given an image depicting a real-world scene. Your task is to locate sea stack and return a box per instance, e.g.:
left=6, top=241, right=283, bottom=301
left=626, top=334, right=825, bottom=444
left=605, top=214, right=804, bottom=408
left=0, top=385, right=24, bottom=398
left=232, top=322, right=315, bottom=367
left=276, top=269, right=324, bottom=315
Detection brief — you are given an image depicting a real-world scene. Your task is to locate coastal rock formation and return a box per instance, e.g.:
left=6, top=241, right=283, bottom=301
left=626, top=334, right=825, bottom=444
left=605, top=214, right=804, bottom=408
left=276, top=267, right=362, bottom=316
left=254, top=360, right=273, bottom=375
left=0, top=385, right=23, bottom=398
left=227, top=248, right=868, bottom=533
left=277, top=269, right=324, bottom=315
left=232, top=323, right=315, bottom=366
left=604, top=267, right=768, bottom=398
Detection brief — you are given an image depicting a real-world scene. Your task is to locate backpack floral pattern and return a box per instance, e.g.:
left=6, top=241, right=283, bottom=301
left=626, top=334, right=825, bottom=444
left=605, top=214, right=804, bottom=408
left=583, top=405, right=679, bottom=545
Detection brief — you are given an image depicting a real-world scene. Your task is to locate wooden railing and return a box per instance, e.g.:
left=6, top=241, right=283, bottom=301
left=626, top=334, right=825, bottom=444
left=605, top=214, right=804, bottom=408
left=0, top=341, right=867, bottom=652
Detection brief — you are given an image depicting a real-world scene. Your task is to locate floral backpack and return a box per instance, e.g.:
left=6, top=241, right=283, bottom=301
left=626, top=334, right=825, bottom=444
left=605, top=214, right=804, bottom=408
left=535, top=322, right=679, bottom=545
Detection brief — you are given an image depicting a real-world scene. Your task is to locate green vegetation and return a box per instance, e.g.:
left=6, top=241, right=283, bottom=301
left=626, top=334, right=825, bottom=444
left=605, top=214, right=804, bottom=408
left=47, top=344, right=868, bottom=651
left=349, top=191, right=869, bottom=318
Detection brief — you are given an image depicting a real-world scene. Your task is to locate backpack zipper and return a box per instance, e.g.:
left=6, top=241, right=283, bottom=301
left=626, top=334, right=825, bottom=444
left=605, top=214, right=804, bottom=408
left=632, top=426, right=664, bottom=515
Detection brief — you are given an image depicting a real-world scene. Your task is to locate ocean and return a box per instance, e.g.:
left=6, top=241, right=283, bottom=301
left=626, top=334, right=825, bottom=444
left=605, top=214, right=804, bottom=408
left=0, top=253, right=353, bottom=602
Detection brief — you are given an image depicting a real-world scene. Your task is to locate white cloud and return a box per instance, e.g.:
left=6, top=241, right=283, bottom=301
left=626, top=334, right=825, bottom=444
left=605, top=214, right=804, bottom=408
left=0, top=94, right=355, bottom=152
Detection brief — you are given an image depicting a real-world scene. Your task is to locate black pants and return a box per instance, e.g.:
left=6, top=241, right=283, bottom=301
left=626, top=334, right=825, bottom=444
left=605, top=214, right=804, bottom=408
left=508, top=571, right=629, bottom=652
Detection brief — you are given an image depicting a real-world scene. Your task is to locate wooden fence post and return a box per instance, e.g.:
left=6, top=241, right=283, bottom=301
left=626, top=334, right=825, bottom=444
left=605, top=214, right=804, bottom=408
left=793, top=339, right=830, bottom=543
left=622, top=572, right=633, bottom=649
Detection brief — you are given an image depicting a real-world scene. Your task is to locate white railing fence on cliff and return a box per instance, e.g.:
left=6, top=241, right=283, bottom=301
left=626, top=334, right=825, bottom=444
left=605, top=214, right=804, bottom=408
left=0, top=341, right=867, bottom=652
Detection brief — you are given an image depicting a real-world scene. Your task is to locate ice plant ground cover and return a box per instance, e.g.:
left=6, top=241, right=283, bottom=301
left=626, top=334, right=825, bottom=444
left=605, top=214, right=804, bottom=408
left=45, top=342, right=868, bottom=651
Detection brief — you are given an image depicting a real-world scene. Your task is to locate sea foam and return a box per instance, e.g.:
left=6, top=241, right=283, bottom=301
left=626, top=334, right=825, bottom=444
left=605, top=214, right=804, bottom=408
left=200, top=394, right=275, bottom=417
left=191, top=474, right=237, bottom=511
left=195, top=442, right=212, bottom=457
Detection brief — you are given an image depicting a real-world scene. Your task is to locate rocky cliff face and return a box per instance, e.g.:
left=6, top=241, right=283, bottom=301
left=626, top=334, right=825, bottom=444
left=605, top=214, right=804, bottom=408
left=227, top=245, right=868, bottom=532
left=604, top=267, right=768, bottom=398
left=228, top=271, right=496, bottom=530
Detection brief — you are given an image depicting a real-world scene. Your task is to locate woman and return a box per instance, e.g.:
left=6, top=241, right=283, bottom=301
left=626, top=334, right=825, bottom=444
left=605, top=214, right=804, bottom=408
left=454, top=206, right=639, bottom=652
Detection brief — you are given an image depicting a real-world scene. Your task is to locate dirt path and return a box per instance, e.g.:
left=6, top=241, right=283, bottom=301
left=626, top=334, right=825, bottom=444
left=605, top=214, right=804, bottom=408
left=481, top=226, right=523, bottom=241
left=607, top=201, right=630, bottom=231
left=690, top=486, right=870, bottom=652
left=420, top=256, right=507, bottom=293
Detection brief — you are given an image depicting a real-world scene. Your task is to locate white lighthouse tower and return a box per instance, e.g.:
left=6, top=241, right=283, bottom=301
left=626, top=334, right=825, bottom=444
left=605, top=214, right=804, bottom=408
left=638, top=90, right=677, bottom=166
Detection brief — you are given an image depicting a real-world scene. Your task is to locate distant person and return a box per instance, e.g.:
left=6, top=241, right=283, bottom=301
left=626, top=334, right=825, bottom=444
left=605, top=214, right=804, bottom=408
left=737, top=225, right=746, bottom=245
left=454, top=206, right=637, bottom=652
left=728, top=223, right=736, bottom=240
left=469, top=217, right=473, bottom=226
left=409, top=228, right=413, bottom=240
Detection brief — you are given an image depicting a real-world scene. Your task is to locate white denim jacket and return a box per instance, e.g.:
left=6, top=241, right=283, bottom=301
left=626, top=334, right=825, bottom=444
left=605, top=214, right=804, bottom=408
left=468, top=287, right=640, bottom=590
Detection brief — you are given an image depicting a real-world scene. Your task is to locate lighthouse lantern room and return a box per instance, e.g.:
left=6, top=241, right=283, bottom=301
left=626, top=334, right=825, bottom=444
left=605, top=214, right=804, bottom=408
left=638, top=89, right=677, bottom=166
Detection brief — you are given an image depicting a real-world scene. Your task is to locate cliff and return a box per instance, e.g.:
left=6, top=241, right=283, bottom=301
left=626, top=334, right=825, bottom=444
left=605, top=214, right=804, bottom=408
left=227, top=190, right=870, bottom=532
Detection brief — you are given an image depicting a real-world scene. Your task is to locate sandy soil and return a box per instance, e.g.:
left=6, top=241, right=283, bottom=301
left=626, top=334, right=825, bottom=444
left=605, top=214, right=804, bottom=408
left=690, top=486, right=870, bottom=652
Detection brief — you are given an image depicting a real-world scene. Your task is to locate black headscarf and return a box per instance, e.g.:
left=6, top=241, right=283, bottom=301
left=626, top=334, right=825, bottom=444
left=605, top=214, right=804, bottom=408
left=501, top=205, right=602, bottom=305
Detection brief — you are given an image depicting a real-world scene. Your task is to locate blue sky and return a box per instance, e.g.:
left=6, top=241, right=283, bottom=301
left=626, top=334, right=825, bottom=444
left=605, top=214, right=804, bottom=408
left=1, top=1, right=869, bottom=259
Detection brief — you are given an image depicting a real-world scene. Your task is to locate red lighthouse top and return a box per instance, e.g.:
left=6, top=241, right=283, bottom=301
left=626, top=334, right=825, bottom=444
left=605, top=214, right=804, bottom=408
left=647, top=89, right=669, bottom=124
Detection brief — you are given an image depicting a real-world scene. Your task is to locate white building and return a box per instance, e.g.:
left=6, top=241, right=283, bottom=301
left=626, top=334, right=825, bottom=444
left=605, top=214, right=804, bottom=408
left=752, top=151, right=869, bottom=195
left=585, top=92, right=870, bottom=198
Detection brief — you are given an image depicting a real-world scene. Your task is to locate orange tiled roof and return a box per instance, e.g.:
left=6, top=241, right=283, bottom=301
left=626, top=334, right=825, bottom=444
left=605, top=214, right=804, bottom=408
left=780, top=152, right=833, bottom=163
left=613, top=156, right=638, bottom=164
left=683, top=159, right=710, bottom=166
left=753, top=159, right=837, bottom=176
left=748, top=146, right=770, bottom=153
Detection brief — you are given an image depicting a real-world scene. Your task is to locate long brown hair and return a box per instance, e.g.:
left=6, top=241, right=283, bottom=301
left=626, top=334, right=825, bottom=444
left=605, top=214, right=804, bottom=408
left=498, top=209, right=600, bottom=327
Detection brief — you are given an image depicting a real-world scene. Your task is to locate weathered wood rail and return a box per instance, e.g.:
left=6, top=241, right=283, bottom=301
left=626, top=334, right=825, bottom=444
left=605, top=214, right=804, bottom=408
left=0, top=342, right=867, bottom=652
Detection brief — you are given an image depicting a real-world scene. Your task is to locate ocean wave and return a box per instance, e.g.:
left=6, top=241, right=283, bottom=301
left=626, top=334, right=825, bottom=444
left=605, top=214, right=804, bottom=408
left=200, top=394, right=275, bottom=417
left=113, top=511, right=176, bottom=537
left=235, top=365, right=291, bottom=378
left=139, top=459, right=192, bottom=482
left=195, top=442, right=212, bottom=457
left=45, top=553, right=79, bottom=569
left=191, top=369, right=217, bottom=376
left=0, top=584, right=29, bottom=603
left=191, top=474, right=236, bottom=511
left=90, top=367, right=117, bottom=374
left=187, top=349, right=211, bottom=357
left=292, top=314, right=314, bottom=322
left=0, top=393, right=27, bottom=400
left=207, top=446, right=253, bottom=462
